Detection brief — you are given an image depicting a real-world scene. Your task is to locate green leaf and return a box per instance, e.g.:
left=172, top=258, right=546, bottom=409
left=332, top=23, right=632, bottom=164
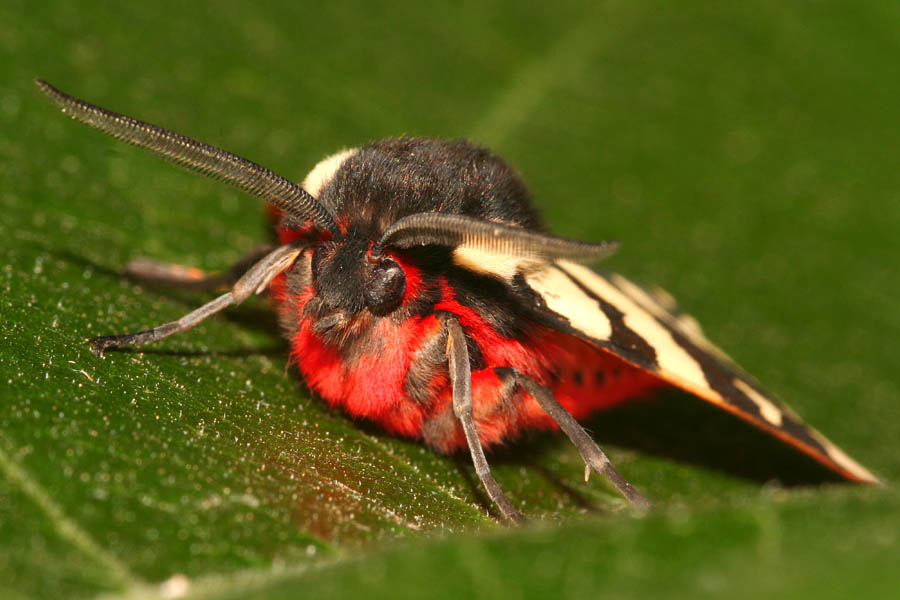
left=2, top=1, right=898, bottom=599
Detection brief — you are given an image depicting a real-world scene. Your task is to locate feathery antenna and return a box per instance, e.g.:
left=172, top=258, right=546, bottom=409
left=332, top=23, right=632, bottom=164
left=373, top=212, right=619, bottom=263
left=35, top=79, right=338, bottom=235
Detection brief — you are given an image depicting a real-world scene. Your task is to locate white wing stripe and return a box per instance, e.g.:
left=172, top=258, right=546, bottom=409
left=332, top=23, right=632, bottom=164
left=610, top=273, right=732, bottom=363
left=733, top=379, right=783, bottom=427
left=526, top=261, right=877, bottom=484
left=557, top=261, right=717, bottom=399
left=525, top=265, right=613, bottom=341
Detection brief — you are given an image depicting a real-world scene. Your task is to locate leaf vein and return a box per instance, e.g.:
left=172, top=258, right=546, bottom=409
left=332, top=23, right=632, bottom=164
left=0, top=432, right=140, bottom=589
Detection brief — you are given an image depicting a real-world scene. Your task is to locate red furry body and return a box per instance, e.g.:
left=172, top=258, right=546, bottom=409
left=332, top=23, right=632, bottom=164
left=271, top=227, right=662, bottom=454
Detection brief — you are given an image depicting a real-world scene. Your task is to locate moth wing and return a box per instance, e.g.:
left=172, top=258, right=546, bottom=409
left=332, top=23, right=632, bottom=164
left=521, top=259, right=877, bottom=484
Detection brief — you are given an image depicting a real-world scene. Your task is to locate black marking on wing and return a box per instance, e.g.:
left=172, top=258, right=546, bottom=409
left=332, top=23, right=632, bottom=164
left=778, top=413, right=833, bottom=458
left=665, top=325, right=764, bottom=420
left=527, top=262, right=842, bottom=472
left=510, top=271, right=607, bottom=339
left=600, top=275, right=836, bottom=460
left=556, top=266, right=659, bottom=370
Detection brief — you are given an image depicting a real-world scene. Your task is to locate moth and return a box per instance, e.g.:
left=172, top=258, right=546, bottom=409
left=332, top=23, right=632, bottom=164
left=37, top=79, right=877, bottom=522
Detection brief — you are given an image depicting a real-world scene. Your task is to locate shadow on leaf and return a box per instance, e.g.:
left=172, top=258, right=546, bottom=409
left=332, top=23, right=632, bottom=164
left=582, top=388, right=846, bottom=486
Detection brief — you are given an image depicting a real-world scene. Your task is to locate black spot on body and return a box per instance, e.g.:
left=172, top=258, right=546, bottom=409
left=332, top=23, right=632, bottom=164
left=491, top=367, right=522, bottom=416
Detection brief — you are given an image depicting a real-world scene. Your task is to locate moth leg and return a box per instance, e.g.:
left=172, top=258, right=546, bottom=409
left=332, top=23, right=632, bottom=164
left=123, top=244, right=276, bottom=291
left=444, top=316, right=526, bottom=524
left=511, top=371, right=650, bottom=511
left=89, top=242, right=303, bottom=356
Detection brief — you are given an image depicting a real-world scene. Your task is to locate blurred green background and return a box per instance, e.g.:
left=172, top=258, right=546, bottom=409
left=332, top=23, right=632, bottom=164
left=1, top=1, right=898, bottom=598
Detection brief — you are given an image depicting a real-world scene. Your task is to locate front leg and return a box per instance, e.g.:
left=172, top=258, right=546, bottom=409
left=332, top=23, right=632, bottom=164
left=90, top=242, right=304, bottom=356
left=443, top=316, right=526, bottom=524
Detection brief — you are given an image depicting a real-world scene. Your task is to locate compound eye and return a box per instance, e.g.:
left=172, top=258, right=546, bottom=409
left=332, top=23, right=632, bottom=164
left=364, top=257, right=406, bottom=315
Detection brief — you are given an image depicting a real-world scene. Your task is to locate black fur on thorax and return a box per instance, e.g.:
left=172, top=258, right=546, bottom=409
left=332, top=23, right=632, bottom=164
left=318, top=137, right=544, bottom=236
left=280, top=137, right=548, bottom=366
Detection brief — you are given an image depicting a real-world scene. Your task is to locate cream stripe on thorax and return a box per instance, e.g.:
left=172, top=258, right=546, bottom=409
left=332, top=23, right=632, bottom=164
left=453, top=247, right=543, bottom=281
left=302, top=148, right=358, bottom=197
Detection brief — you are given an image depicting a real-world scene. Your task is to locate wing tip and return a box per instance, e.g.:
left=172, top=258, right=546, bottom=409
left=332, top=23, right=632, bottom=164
left=815, top=436, right=880, bottom=485
left=668, top=373, right=880, bottom=486
left=531, top=262, right=882, bottom=486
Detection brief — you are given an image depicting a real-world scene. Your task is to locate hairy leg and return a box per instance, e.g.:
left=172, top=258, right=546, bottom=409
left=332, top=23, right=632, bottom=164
left=90, top=242, right=303, bottom=356
left=504, top=369, right=649, bottom=511
left=444, top=316, right=526, bottom=524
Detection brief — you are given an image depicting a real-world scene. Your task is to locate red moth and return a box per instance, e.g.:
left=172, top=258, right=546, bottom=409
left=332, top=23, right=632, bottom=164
left=37, top=79, right=878, bottom=522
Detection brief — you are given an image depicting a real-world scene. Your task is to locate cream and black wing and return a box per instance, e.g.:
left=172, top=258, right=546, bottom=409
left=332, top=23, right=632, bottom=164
left=523, top=259, right=878, bottom=484
left=377, top=212, right=877, bottom=484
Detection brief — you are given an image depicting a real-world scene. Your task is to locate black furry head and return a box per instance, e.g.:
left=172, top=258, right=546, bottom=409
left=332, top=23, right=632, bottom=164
left=287, top=138, right=545, bottom=331
left=283, top=137, right=617, bottom=345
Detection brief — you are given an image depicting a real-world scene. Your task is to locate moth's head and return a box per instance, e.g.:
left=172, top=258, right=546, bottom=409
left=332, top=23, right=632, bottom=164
left=286, top=149, right=407, bottom=322
left=285, top=142, right=618, bottom=337
left=309, top=231, right=407, bottom=318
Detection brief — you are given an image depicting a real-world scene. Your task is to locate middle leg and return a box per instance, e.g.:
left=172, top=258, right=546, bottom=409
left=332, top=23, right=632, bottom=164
left=123, top=244, right=276, bottom=291
left=499, top=368, right=650, bottom=511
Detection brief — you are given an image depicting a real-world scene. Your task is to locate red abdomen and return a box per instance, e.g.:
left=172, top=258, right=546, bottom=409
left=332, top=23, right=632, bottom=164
left=271, top=271, right=663, bottom=454
left=416, top=326, right=664, bottom=454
